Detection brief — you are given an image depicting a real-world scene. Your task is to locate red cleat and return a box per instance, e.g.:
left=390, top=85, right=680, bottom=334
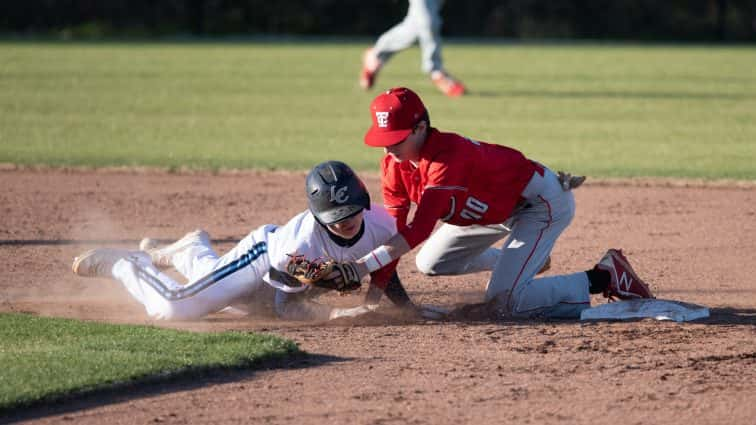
left=431, top=71, right=466, bottom=97
left=359, top=49, right=381, bottom=90
left=596, top=249, right=654, bottom=301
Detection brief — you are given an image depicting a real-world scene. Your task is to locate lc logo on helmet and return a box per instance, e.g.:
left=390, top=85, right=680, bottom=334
left=375, top=112, right=389, bottom=128
left=330, top=186, right=349, bottom=204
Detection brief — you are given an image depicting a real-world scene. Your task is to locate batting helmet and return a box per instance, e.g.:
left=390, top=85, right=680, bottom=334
left=306, top=161, right=371, bottom=225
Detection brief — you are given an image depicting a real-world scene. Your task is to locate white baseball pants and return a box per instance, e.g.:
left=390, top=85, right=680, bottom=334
left=373, top=0, right=445, bottom=73
left=111, top=225, right=275, bottom=321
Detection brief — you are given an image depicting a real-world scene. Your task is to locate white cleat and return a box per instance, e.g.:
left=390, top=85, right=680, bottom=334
left=138, top=237, right=159, bottom=251
left=72, top=248, right=133, bottom=278
left=141, top=229, right=210, bottom=268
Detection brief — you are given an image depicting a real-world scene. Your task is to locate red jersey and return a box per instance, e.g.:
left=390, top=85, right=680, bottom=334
left=382, top=129, right=541, bottom=248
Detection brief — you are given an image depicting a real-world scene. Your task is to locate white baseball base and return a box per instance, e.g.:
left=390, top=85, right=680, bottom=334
left=580, top=299, right=709, bottom=322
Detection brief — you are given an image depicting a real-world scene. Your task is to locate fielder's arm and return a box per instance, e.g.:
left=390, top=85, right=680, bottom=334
left=354, top=232, right=412, bottom=279
left=364, top=270, right=414, bottom=308
left=354, top=185, right=453, bottom=278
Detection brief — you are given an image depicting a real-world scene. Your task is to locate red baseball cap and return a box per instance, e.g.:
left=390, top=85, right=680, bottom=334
left=364, top=87, right=427, bottom=147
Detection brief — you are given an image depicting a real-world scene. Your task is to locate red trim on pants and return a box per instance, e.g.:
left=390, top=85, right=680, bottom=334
left=505, top=195, right=553, bottom=311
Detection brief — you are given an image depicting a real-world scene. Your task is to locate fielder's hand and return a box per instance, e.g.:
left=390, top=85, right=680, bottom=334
left=322, top=261, right=362, bottom=292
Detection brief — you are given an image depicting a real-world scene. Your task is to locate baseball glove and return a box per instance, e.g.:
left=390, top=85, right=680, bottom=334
left=556, top=171, right=586, bottom=191
left=283, top=254, right=362, bottom=293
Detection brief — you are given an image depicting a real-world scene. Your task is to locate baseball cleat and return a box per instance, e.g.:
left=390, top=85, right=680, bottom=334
left=144, top=229, right=210, bottom=268
left=596, top=249, right=654, bottom=301
left=138, top=237, right=159, bottom=251
left=359, top=48, right=382, bottom=90
left=72, top=248, right=133, bottom=278
left=431, top=70, right=466, bottom=97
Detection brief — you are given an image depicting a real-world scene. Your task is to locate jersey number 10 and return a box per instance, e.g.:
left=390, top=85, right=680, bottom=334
left=460, top=196, right=489, bottom=220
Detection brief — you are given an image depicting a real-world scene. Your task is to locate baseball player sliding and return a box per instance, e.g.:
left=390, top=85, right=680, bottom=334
left=72, top=161, right=417, bottom=322
left=330, top=87, right=655, bottom=319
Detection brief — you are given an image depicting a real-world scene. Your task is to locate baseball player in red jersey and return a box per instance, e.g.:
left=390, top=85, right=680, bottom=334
left=340, top=87, right=654, bottom=319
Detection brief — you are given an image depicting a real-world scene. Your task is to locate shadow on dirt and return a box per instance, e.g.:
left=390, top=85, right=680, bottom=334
left=702, top=307, right=756, bottom=326
left=214, top=302, right=756, bottom=330
left=0, top=352, right=348, bottom=424
left=443, top=306, right=756, bottom=327
left=339, top=303, right=756, bottom=328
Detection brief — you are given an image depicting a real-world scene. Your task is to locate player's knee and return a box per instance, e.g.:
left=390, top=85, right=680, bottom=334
left=415, top=249, right=439, bottom=275
left=415, top=254, right=461, bottom=276
left=415, top=259, right=435, bottom=276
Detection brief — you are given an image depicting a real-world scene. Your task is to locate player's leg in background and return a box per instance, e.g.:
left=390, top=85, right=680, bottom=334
left=414, top=0, right=444, bottom=74
left=415, top=223, right=510, bottom=275
left=372, top=2, right=420, bottom=66
left=414, top=0, right=466, bottom=96
left=485, top=171, right=590, bottom=319
left=362, top=0, right=440, bottom=89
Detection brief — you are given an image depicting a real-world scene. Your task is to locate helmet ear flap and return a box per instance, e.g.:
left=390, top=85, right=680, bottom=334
left=306, top=161, right=370, bottom=224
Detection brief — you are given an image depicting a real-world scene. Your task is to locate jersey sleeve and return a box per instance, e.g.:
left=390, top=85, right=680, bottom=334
left=261, top=213, right=315, bottom=292
left=399, top=154, right=467, bottom=249
left=381, top=156, right=411, bottom=232
left=363, top=205, right=401, bottom=290
left=368, top=260, right=399, bottom=290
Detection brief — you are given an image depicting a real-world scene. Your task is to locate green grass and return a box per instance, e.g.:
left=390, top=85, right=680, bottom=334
left=0, top=313, right=299, bottom=411
left=0, top=41, right=754, bottom=179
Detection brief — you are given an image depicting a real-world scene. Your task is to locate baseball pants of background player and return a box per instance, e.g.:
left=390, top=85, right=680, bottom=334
left=373, top=0, right=444, bottom=73
left=415, top=168, right=591, bottom=319
left=111, top=225, right=277, bottom=320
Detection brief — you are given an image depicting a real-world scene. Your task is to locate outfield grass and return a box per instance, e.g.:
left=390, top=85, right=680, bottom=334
left=0, top=313, right=299, bottom=411
left=0, top=41, right=754, bottom=179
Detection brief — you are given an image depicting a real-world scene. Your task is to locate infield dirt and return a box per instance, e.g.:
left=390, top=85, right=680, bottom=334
left=1, top=169, right=755, bottom=424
